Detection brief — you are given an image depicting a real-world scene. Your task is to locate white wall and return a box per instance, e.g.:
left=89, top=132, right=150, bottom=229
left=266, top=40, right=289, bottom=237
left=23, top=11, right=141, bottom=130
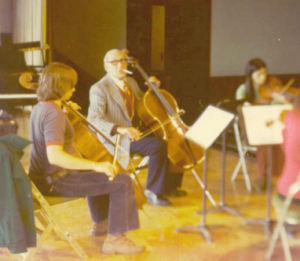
left=0, top=0, right=13, bottom=34
left=210, top=0, right=300, bottom=76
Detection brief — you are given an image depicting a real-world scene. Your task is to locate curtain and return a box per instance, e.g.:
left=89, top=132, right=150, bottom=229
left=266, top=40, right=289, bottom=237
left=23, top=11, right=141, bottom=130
left=12, top=0, right=44, bottom=67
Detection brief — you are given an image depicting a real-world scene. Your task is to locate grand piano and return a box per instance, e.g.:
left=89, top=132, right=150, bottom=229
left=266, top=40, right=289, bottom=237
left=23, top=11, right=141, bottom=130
left=0, top=35, right=46, bottom=112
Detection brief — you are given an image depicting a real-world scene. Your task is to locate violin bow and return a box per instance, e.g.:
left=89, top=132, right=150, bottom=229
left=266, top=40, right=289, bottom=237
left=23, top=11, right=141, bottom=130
left=270, top=78, right=295, bottom=104
left=279, top=78, right=295, bottom=94
left=63, top=101, right=128, bottom=155
left=139, top=109, right=185, bottom=139
left=63, top=101, right=138, bottom=170
left=109, top=134, right=121, bottom=181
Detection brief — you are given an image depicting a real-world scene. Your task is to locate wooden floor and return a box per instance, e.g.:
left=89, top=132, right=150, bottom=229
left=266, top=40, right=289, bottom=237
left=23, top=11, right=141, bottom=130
left=1, top=110, right=299, bottom=261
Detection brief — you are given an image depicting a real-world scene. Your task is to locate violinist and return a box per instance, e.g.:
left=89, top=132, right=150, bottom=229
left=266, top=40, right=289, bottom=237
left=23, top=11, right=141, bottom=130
left=87, top=49, right=186, bottom=207
left=29, top=62, right=145, bottom=255
left=236, top=58, right=284, bottom=193
left=277, top=90, right=300, bottom=202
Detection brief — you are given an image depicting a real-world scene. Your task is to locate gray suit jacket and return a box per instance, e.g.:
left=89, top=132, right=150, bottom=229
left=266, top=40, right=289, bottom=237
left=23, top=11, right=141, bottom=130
left=87, top=74, right=143, bottom=168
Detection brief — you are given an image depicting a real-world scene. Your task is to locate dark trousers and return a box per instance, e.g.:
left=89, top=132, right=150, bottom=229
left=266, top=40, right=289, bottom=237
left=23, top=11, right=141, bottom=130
left=165, top=172, right=184, bottom=192
left=130, top=137, right=183, bottom=195
left=34, top=171, right=139, bottom=235
left=278, top=193, right=300, bottom=205
left=257, top=145, right=284, bottom=178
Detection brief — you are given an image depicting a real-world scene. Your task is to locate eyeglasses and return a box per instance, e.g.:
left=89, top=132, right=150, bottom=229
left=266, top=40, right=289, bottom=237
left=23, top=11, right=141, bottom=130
left=106, top=58, right=128, bottom=66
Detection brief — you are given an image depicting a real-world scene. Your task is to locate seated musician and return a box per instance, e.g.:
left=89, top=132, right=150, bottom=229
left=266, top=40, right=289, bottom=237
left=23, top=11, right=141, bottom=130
left=236, top=58, right=284, bottom=193
left=87, top=49, right=186, bottom=207
left=29, top=62, right=145, bottom=255
left=277, top=91, right=300, bottom=203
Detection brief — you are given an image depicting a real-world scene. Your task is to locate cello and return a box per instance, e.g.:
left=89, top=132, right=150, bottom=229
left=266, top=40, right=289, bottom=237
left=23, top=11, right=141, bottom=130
left=63, top=102, right=147, bottom=209
left=128, top=57, right=204, bottom=173
left=19, top=75, right=146, bottom=209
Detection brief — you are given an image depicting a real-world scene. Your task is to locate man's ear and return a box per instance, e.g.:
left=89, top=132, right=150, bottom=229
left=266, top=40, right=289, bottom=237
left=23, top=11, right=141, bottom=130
left=104, top=63, right=108, bottom=72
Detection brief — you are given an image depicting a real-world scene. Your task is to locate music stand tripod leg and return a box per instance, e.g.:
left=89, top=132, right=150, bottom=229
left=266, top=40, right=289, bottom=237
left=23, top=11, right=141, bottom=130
left=243, top=146, right=274, bottom=237
left=184, top=139, right=216, bottom=207
left=191, top=168, right=216, bottom=207
left=174, top=149, right=212, bottom=243
left=200, top=128, right=243, bottom=217
left=265, top=145, right=273, bottom=237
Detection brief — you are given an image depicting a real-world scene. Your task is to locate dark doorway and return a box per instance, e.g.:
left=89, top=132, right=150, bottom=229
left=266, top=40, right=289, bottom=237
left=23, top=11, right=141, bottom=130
left=127, top=0, right=211, bottom=124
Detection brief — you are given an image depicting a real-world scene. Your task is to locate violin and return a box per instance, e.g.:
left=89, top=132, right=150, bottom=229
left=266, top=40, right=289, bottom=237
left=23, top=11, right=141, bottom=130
left=128, top=56, right=204, bottom=173
left=258, top=77, right=298, bottom=104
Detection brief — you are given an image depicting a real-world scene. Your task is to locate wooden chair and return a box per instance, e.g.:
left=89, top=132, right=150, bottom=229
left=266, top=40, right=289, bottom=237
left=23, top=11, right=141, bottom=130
left=266, top=173, right=300, bottom=261
left=22, top=181, right=88, bottom=261
left=126, top=154, right=149, bottom=209
left=128, top=154, right=149, bottom=175
left=24, top=158, right=148, bottom=260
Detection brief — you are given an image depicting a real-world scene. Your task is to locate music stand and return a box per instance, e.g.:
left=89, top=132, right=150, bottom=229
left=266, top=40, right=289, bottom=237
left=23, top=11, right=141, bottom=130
left=240, top=104, right=292, bottom=236
left=174, top=105, right=234, bottom=242
left=196, top=99, right=249, bottom=216
left=198, top=126, right=244, bottom=217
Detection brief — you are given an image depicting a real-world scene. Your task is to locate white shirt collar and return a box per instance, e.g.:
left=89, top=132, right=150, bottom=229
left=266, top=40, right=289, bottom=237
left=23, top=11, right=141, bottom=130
left=109, top=74, right=126, bottom=90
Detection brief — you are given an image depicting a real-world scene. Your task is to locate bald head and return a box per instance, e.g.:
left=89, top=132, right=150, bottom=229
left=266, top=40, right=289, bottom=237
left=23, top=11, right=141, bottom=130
left=104, top=49, right=128, bottom=80
left=103, top=49, right=123, bottom=63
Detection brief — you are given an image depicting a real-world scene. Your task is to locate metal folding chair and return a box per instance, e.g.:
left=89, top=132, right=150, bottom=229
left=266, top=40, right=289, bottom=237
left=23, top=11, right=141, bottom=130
left=22, top=181, right=88, bottom=261
left=266, top=173, right=300, bottom=261
left=128, top=154, right=149, bottom=175
left=231, top=116, right=253, bottom=192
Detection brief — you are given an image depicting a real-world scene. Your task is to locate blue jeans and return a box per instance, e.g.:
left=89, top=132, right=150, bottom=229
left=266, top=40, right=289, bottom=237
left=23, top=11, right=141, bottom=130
left=33, top=171, right=139, bottom=235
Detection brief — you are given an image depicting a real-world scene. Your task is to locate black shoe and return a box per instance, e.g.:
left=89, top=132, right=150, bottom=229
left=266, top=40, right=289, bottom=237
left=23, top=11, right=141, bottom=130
left=144, top=189, right=171, bottom=206
left=90, top=219, right=108, bottom=236
left=166, top=188, right=187, bottom=197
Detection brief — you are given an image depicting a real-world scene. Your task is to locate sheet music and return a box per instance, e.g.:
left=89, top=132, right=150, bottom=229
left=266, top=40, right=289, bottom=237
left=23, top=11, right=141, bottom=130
left=241, top=104, right=293, bottom=146
left=185, top=105, right=235, bottom=149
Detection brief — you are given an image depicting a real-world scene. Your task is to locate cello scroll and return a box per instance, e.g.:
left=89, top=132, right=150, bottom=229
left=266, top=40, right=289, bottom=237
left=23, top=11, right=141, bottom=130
left=19, top=72, right=40, bottom=90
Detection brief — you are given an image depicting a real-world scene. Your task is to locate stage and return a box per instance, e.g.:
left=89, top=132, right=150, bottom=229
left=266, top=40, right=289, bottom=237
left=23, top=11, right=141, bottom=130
left=1, top=110, right=298, bottom=261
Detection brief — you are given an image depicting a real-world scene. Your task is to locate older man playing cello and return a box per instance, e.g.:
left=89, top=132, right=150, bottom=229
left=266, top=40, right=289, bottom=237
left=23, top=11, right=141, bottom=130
left=88, top=49, right=187, bottom=207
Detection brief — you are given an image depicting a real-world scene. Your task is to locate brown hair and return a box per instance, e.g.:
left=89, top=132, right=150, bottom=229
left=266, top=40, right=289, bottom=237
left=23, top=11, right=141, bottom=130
left=36, top=62, right=77, bottom=101
left=244, top=58, right=267, bottom=102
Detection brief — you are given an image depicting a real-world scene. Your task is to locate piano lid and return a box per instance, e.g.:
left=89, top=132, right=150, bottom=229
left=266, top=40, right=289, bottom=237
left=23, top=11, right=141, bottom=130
left=0, top=40, right=41, bottom=50
left=18, top=44, right=50, bottom=52
left=0, top=40, right=45, bottom=72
